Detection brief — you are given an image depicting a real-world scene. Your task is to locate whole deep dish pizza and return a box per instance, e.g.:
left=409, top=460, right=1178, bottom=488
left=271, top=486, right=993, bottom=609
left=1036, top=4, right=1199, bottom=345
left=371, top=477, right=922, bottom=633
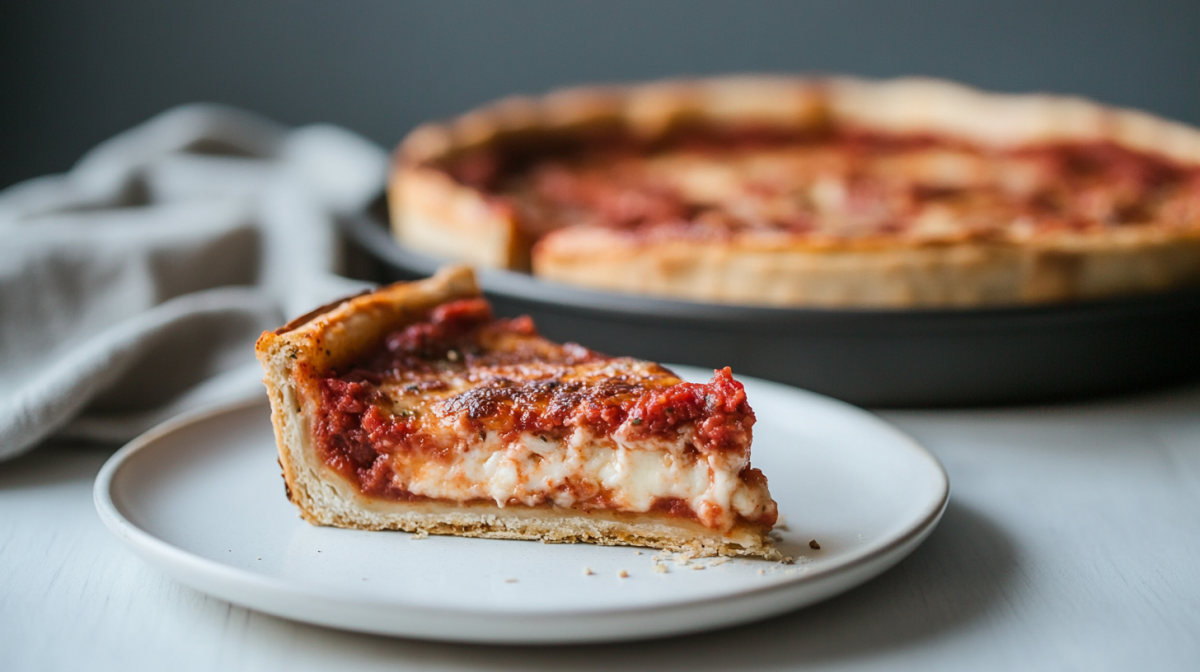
left=389, top=76, right=1200, bottom=307
left=255, top=266, right=779, bottom=558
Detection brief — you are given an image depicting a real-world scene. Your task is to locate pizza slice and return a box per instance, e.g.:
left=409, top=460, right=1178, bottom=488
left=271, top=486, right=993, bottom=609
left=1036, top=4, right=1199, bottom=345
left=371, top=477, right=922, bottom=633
left=255, top=266, right=779, bottom=558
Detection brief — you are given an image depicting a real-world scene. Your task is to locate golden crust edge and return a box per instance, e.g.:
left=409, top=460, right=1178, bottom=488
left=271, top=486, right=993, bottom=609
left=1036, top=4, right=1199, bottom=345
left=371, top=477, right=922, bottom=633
left=532, top=229, right=1200, bottom=307
left=395, top=75, right=1200, bottom=165
left=255, top=266, right=482, bottom=537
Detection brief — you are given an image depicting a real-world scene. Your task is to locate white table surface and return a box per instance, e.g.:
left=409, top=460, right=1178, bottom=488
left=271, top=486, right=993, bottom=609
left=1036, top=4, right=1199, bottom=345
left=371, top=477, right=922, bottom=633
left=3, top=385, right=1200, bottom=671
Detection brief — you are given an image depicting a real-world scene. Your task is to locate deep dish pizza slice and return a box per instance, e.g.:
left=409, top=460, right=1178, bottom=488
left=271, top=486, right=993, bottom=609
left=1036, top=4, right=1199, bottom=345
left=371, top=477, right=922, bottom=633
left=255, top=266, right=779, bottom=558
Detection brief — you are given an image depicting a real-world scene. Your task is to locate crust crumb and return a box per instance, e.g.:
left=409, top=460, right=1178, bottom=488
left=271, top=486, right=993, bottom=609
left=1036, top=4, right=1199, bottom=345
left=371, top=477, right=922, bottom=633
left=583, top=566, right=594, bottom=576
left=691, top=564, right=705, bottom=571
left=653, top=563, right=668, bottom=574
left=809, top=539, right=821, bottom=550
left=781, top=556, right=795, bottom=565
left=618, top=569, right=629, bottom=578
left=505, top=578, right=518, bottom=583
left=757, top=568, right=765, bottom=576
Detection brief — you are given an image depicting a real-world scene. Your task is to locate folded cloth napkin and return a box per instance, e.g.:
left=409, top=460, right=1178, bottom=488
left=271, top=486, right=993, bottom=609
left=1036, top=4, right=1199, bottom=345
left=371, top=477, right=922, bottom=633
left=0, top=104, right=387, bottom=461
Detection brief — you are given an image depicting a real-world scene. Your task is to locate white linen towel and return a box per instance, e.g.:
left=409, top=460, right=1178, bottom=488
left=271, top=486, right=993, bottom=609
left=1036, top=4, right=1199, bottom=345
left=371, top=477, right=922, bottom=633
left=0, top=104, right=387, bottom=460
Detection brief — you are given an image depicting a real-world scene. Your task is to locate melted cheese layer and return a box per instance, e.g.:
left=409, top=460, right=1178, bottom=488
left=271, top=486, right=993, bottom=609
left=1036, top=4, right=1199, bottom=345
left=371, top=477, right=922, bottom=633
left=385, top=424, right=773, bottom=532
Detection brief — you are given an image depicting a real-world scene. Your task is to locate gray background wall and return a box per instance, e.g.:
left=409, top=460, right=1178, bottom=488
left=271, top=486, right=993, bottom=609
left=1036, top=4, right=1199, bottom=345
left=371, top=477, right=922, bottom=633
left=2, top=0, right=1198, bottom=190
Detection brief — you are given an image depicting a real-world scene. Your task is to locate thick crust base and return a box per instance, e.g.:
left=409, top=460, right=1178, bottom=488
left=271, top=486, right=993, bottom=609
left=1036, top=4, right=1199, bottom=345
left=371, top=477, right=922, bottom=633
left=254, top=266, right=779, bottom=559
left=304, top=493, right=778, bottom=559
left=390, top=76, right=1200, bottom=307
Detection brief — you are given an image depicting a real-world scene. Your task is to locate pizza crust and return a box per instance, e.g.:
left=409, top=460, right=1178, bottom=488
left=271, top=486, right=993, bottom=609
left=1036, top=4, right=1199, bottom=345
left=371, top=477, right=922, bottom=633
left=255, top=266, right=779, bottom=558
left=255, top=265, right=480, bottom=536
left=532, top=226, right=1200, bottom=307
left=389, top=76, right=1200, bottom=307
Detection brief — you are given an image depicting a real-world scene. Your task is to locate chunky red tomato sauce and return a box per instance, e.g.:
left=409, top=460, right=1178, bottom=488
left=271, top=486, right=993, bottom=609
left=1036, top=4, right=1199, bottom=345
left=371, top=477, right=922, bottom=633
left=435, top=365, right=753, bottom=448
left=307, top=298, right=758, bottom=511
left=438, top=124, right=1200, bottom=240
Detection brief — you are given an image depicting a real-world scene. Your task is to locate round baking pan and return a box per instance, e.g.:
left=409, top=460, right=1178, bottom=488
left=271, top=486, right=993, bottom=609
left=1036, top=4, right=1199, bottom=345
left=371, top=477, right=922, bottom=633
left=341, top=208, right=1200, bottom=407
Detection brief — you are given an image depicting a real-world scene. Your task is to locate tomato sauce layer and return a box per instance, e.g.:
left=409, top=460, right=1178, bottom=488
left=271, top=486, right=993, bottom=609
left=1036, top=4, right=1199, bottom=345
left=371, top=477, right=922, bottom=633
left=306, top=298, right=762, bottom=524
left=435, top=124, right=1200, bottom=241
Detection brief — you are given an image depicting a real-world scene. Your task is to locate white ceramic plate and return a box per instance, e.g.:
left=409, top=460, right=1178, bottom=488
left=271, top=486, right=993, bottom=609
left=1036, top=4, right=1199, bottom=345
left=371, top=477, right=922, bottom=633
left=94, top=366, right=948, bottom=644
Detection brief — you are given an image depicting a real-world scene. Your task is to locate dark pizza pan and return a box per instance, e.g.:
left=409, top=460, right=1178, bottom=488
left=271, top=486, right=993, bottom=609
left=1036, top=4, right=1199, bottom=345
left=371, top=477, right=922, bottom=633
left=341, top=209, right=1200, bottom=407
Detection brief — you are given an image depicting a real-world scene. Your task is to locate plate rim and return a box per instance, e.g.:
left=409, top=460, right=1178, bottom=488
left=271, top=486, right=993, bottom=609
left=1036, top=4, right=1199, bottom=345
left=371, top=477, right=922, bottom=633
left=93, top=374, right=950, bottom=640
